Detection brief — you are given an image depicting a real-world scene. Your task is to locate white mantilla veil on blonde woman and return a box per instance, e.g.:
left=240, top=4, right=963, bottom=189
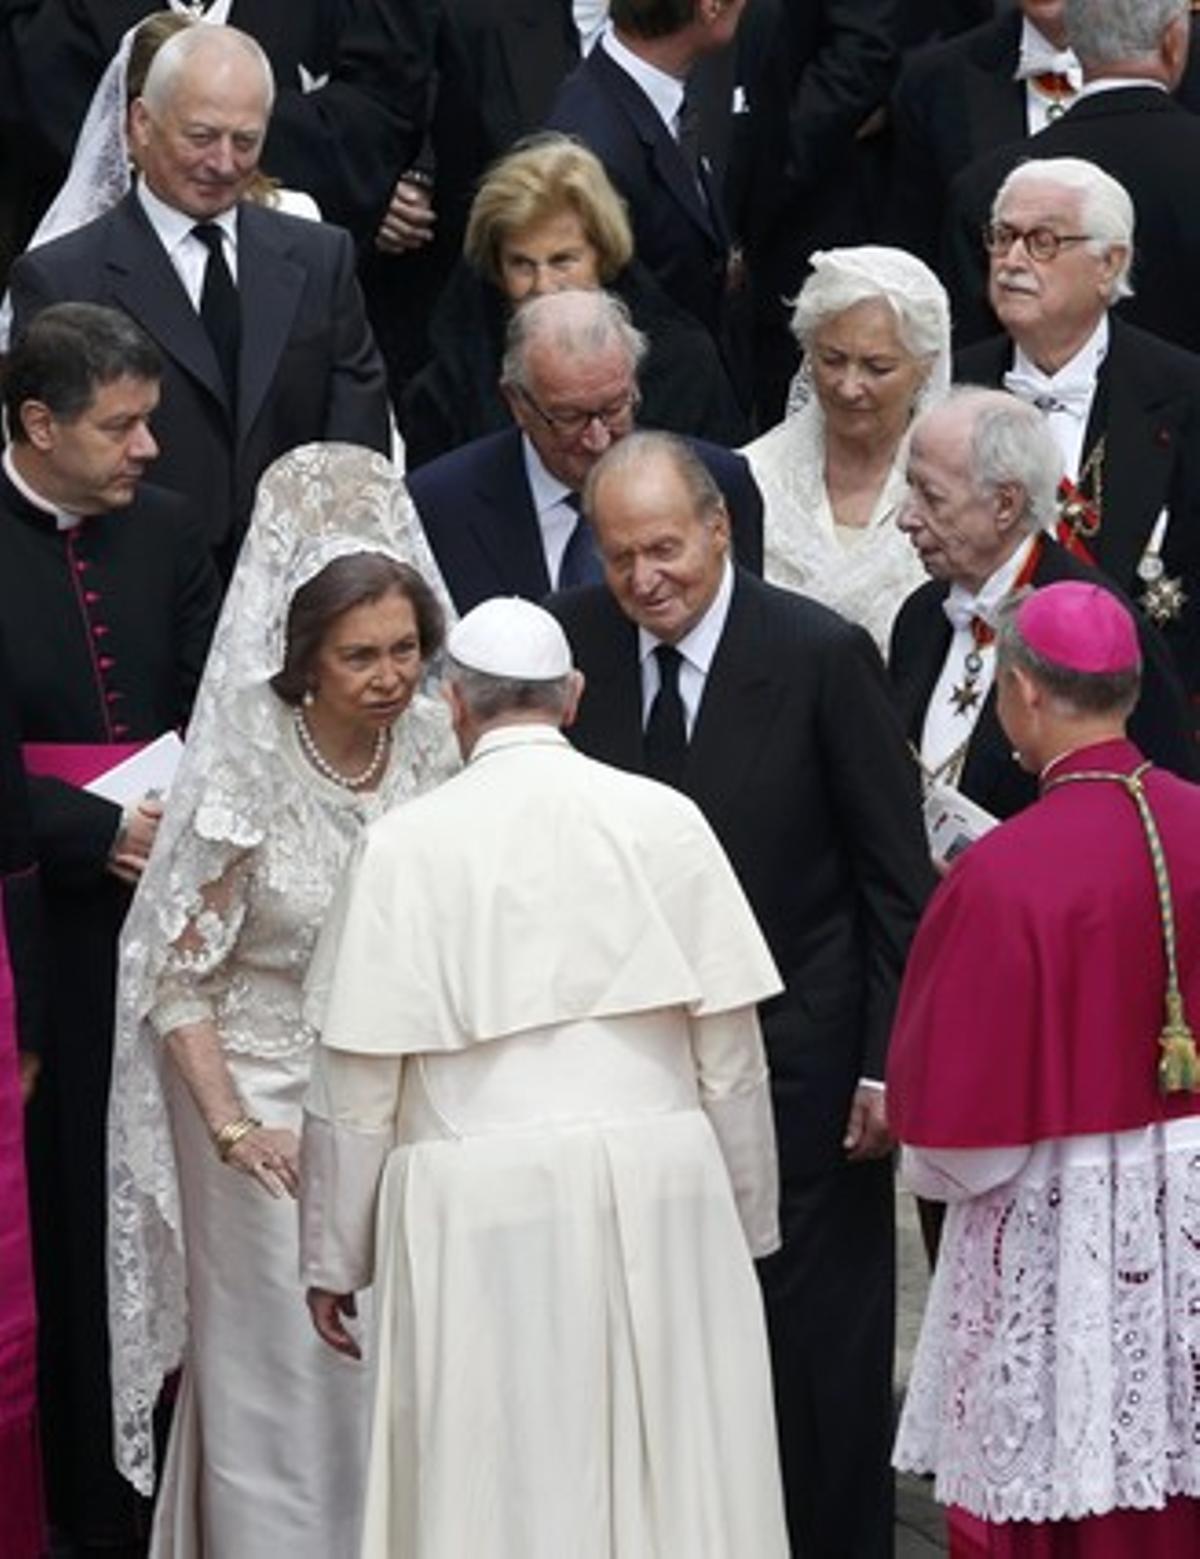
left=745, top=245, right=952, bottom=652
left=107, top=442, right=454, bottom=1494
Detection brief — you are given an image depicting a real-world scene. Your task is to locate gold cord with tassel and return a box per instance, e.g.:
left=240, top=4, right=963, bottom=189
left=1043, top=761, right=1199, bottom=1095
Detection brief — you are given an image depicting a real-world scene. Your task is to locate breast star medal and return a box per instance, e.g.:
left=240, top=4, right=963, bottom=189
left=1136, top=510, right=1187, bottom=625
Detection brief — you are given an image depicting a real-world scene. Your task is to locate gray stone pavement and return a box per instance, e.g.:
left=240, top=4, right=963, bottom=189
left=895, top=1186, right=947, bottom=1556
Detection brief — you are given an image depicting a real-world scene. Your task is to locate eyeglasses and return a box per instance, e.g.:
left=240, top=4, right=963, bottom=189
left=517, top=385, right=640, bottom=439
left=981, top=222, right=1095, bottom=262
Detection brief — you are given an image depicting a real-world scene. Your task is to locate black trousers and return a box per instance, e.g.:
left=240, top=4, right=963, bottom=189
left=757, top=1155, right=896, bottom=1557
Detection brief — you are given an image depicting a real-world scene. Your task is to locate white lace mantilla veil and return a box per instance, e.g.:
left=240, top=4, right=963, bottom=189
left=106, top=441, right=455, bottom=1495
left=747, top=245, right=952, bottom=651
left=0, top=21, right=138, bottom=351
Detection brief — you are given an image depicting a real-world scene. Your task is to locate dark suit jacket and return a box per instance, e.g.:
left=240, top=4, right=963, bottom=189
left=409, top=426, right=764, bottom=614
left=546, top=43, right=748, bottom=399
left=550, top=568, right=934, bottom=1182
left=9, top=192, right=390, bottom=555
left=944, top=86, right=1200, bottom=349
left=443, top=0, right=578, bottom=157
left=884, top=10, right=1023, bottom=263
left=956, top=319, right=1200, bottom=701
left=889, top=538, right=1197, bottom=823
left=1, top=0, right=428, bottom=242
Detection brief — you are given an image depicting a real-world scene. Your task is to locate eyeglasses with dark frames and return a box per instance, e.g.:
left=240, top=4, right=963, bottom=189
left=981, top=221, right=1096, bottom=262
left=517, top=385, right=641, bottom=439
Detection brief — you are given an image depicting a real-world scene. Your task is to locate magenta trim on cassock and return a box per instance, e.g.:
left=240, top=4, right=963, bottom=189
left=22, top=740, right=144, bottom=787
left=0, top=892, right=47, bottom=1559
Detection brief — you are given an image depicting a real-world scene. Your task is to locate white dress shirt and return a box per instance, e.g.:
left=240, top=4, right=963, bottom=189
left=521, top=435, right=584, bottom=588
left=601, top=25, right=685, bottom=137
left=136, top=181, right=239, bottom=309
left=637, top=559, right=734, bottom=738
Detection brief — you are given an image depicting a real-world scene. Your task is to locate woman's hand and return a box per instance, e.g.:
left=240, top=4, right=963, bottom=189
left=225, top=1124, right=300, bottom=1199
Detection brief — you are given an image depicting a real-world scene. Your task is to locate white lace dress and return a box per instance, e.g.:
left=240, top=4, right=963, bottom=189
left=140, top=697, right=456, bottom=1559
left=894, top=1117, right=1200, bottom=1525
left=742, top=401, right=926, bottom=654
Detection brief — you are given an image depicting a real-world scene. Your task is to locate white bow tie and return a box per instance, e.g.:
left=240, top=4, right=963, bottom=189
left=1015, top=47, right=1082, bottom=86
left=943, top=592, right=989, bottom=635
left=1004, top=367, right=1094, bottom=420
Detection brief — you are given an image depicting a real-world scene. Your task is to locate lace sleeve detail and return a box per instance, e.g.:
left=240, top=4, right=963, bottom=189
left=148, top=855, right=252, bottom=1039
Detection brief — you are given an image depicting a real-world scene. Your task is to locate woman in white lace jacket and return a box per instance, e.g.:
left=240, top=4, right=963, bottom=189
left=741, top=246, right=951, bottom=652
left=107, top=443, right=458, bottom=1556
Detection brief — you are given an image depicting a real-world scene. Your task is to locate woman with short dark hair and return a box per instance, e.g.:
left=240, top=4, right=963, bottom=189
left=107, top=442, right=457, bottom=1556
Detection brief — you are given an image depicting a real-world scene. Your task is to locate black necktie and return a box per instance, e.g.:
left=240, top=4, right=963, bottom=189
left=644, top=644, right=687, bottom=787
left=676, top=84, right=702, bottom=178
left=557, top=495, right=603, bottom=590
left=192, top=222, right=240, bottom=406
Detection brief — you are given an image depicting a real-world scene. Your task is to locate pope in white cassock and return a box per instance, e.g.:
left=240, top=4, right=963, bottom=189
left=299, top=597, right=790, bottom=1558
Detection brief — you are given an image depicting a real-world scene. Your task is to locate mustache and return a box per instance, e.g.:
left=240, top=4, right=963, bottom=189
left=994, top=269, right=1038, bottom=295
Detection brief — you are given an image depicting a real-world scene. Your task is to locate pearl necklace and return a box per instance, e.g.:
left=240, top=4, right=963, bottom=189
left=294, top=707, right=389, bottom=790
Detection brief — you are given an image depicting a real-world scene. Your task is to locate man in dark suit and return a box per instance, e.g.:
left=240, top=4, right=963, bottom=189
left=892, top=389, right=1194, bottom=830
left=955, top=156, right=1200, bottom=712
left=1, top=0, right=429, bottom=249
left=8, top=23, right=389, bottom=570
left=1, top=302, right=219, bottom=1553
left=885, top=0, right=1078, bottom=264
left=550, top=429, right=935, bottom=1557
left=546, top=0, right=752, bottom=408
left=943, top=0, right=1200, bottom=348
left=726, top=0, right=899, bottom=420
left=408, top=288, right=762, bottom=614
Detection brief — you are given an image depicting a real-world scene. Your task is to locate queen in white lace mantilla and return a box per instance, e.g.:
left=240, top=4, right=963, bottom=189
left=107, top=443, right=458, bottom=1504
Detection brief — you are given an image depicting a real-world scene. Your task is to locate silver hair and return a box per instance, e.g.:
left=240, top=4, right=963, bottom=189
left=1064, top=0, right=1187, bottom=68
left=446, top=658, right=574, bottom=722
left=948, top=387, right=1062, bottom=533
left=994, top=591, right=1141, bottom=717
left=141, top=23, right=276, bottom=116
left=994, top=157, right=1135, bottom=302
left=582, top=428, right=726, bottom=525
left=499, top=289, right=648, bottom=395
left=790, top=245, right=950, bottom=362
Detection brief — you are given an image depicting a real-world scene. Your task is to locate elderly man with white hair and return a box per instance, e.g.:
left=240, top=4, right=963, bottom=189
left=944, top=0, right=1200, bottom=353
left=956, top=157, right=1200, bottom=707
left=300, top=596, right=790, bottom=1558
left=890, top=387, right=1194, bottom=838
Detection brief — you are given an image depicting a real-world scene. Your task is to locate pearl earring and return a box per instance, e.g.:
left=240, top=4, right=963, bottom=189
left=303, top=687, right=315, bottom=708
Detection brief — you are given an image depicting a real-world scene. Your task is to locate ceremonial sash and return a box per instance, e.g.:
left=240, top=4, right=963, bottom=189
left=22, top=741, right=146, bottom=788
left=0, top=881, right=46, bottom=1559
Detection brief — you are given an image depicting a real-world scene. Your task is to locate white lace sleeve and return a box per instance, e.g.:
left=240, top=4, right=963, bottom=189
left=149, top=856, right=252, bottom=1039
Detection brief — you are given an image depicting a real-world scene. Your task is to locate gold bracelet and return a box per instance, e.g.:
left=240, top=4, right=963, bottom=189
left=213, top=1114, right=261, bottom=1162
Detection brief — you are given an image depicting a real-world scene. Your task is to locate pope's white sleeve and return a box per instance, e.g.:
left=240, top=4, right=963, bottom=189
left=899, top=1143, right=1032, bottom=1201
left=300, top=1046, right=403, bottom=1293
left=689, top=1005, right=780, bottom=1258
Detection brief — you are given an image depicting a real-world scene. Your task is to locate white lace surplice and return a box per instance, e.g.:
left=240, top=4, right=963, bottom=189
left=895, top=1118, right=1200, bottom=1524
left=742, top=400, right=927, bottom=654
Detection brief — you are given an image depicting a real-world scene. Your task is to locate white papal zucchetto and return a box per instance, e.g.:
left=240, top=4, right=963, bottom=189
left=447, top=596, right=574, bottom=680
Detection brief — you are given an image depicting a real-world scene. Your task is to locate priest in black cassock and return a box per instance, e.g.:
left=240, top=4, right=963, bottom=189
left=1, top=302, right=219, bottom=1553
